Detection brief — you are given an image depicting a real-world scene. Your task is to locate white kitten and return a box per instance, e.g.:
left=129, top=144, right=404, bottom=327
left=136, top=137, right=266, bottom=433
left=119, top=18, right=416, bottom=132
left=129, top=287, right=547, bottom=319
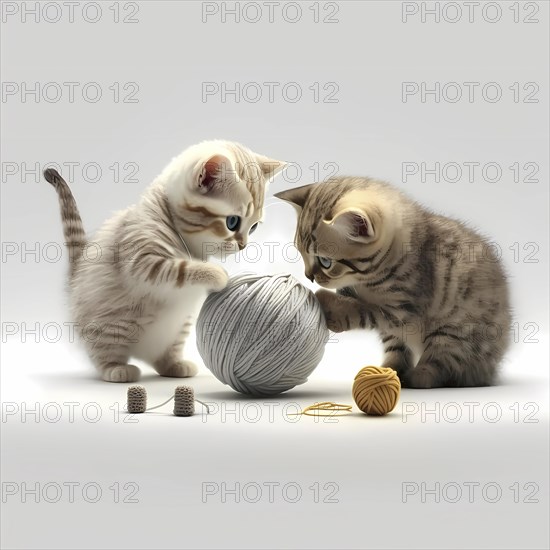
left=44, top=140, right=285, bottom=382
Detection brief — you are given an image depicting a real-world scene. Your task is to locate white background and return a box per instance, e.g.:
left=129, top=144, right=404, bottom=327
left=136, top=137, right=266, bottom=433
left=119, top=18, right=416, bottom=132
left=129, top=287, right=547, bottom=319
left=1, top=1, right=549, bottom=549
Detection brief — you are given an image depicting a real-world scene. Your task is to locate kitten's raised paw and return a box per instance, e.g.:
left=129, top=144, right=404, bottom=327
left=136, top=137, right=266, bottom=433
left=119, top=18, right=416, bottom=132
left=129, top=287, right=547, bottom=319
left=315, top=289, right=345, bottom=333
left=101, top=364, right=141, bottom=383
left=158, top=360, right=198, bottom=378
left=323, top=314, right=346, bottom=333
left=204, top=265, right=229, bottom=292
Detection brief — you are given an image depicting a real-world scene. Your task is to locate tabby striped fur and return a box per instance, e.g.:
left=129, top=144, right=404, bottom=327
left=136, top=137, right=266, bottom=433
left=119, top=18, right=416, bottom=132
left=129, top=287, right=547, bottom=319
left=276, top=177, right=511, bottom=388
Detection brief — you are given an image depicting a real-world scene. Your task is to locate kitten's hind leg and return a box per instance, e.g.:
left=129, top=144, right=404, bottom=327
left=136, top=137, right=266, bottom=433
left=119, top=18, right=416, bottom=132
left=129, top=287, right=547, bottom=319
left=402, top=332, right=467, bottom=388
left=86, top=322, right=141, bottom=382
left=403, top=327, right=497, bottom=388
left=152, top=321, right=198, bottom=378
left=100, top=362, right=141, bottom=383
left=380, top=333, right=414, bottom=381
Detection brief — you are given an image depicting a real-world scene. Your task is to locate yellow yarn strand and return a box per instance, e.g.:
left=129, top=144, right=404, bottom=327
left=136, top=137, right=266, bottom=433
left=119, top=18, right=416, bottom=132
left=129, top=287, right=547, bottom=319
left=289, top=401, right=353, bottom=417
left=352, top=366, right=401, bottom=415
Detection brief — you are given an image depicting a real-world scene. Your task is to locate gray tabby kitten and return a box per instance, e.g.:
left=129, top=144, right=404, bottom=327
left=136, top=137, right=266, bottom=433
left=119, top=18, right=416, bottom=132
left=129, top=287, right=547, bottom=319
left=276, top=177, right=510, bottom=388
left=44, top=140, right=285, bottom=382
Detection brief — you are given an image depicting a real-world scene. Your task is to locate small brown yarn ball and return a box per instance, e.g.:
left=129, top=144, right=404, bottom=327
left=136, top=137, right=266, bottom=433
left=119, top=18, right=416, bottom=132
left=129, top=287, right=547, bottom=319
left=352, top=366, right=401, bottom=416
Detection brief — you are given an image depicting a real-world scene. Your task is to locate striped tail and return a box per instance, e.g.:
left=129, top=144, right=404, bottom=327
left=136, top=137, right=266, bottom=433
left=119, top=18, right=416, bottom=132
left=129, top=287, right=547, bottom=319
left=43, top=168, right=86, bottom=278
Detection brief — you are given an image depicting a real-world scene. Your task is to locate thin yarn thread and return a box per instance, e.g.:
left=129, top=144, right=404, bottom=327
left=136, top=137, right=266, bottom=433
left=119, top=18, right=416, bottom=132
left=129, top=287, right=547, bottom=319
left=289, top=402, right=353, bottom=417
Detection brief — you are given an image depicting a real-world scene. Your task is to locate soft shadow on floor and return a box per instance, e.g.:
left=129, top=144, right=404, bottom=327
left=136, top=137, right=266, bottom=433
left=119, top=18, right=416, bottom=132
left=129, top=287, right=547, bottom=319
left=31, top=370, right=211, bottom=387
left=198, top=388, right=349, bottom=401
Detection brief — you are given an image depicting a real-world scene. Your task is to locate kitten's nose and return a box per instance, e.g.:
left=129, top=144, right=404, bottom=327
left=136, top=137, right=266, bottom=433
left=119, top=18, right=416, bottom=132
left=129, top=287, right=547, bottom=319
left=236, top=234, right=246, bottom=251
left=305, top=270, right=314, bottom=282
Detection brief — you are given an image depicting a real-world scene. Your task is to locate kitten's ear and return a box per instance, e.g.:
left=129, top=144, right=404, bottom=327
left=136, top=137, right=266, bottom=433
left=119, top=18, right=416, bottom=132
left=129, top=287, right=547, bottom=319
left=197, top=155, right=234, bottom=194
left=274, top=183, right=315, bottom=209
left=325, top=208, right=374, bottom=242
left=256, top=155, right=287, bottom=180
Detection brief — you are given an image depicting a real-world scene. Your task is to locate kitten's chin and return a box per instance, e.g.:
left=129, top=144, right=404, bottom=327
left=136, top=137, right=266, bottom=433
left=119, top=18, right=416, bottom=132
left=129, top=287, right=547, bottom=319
left=315, top=277, right=355, bottom=290
left=315, top=278, right=349, bottom=290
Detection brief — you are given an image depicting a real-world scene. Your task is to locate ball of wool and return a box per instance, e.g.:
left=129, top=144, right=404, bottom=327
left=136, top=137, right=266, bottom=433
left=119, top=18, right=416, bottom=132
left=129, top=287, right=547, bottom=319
left=352, top=366, right=401, bottom=415
left=196, top=273, right=329, bottom=396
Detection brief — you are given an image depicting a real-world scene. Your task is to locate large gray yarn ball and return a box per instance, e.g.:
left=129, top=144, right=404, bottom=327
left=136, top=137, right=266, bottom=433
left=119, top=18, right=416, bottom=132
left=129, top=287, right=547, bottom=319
left=196, top=273, right=329, bottom=396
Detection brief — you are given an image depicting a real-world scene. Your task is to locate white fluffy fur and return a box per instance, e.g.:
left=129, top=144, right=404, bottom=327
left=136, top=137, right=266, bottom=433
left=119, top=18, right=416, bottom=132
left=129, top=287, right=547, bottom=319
left=47, top=140, right=286, bottom=382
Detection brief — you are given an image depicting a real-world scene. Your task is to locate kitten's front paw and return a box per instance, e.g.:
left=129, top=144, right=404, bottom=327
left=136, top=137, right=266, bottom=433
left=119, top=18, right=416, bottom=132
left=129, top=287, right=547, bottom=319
left=101, top=364, right=141, bottom=383
left=158, top=360, right=198, bottom=378
left=403, top=363, right=441, bottom=389
left=204, top=264, right=229, bottom=292
left=382, top=363, right=410, bottom=382
left=325, top=317, right=346, bottom=333
left=316, top=289, right=346, bottom=333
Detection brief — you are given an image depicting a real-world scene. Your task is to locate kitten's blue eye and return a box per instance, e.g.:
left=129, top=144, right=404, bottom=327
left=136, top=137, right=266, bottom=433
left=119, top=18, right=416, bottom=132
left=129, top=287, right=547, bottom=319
left=226, top=215, right=240, bottom=231
left=318, top=256, right=332, bottom=269
left=249, top=223, right=258, bottom=234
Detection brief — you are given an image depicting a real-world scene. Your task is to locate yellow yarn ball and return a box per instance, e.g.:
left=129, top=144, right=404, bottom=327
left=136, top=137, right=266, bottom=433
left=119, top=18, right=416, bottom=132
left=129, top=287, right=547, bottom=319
left=352, top=366, right=401, bottom=416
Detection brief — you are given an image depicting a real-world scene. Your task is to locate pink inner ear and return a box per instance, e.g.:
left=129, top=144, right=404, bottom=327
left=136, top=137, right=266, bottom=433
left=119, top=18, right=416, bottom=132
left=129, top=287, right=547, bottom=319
left=350, top=212, right=371, bottom=237
left=199, top=155, right=231, bottom=193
